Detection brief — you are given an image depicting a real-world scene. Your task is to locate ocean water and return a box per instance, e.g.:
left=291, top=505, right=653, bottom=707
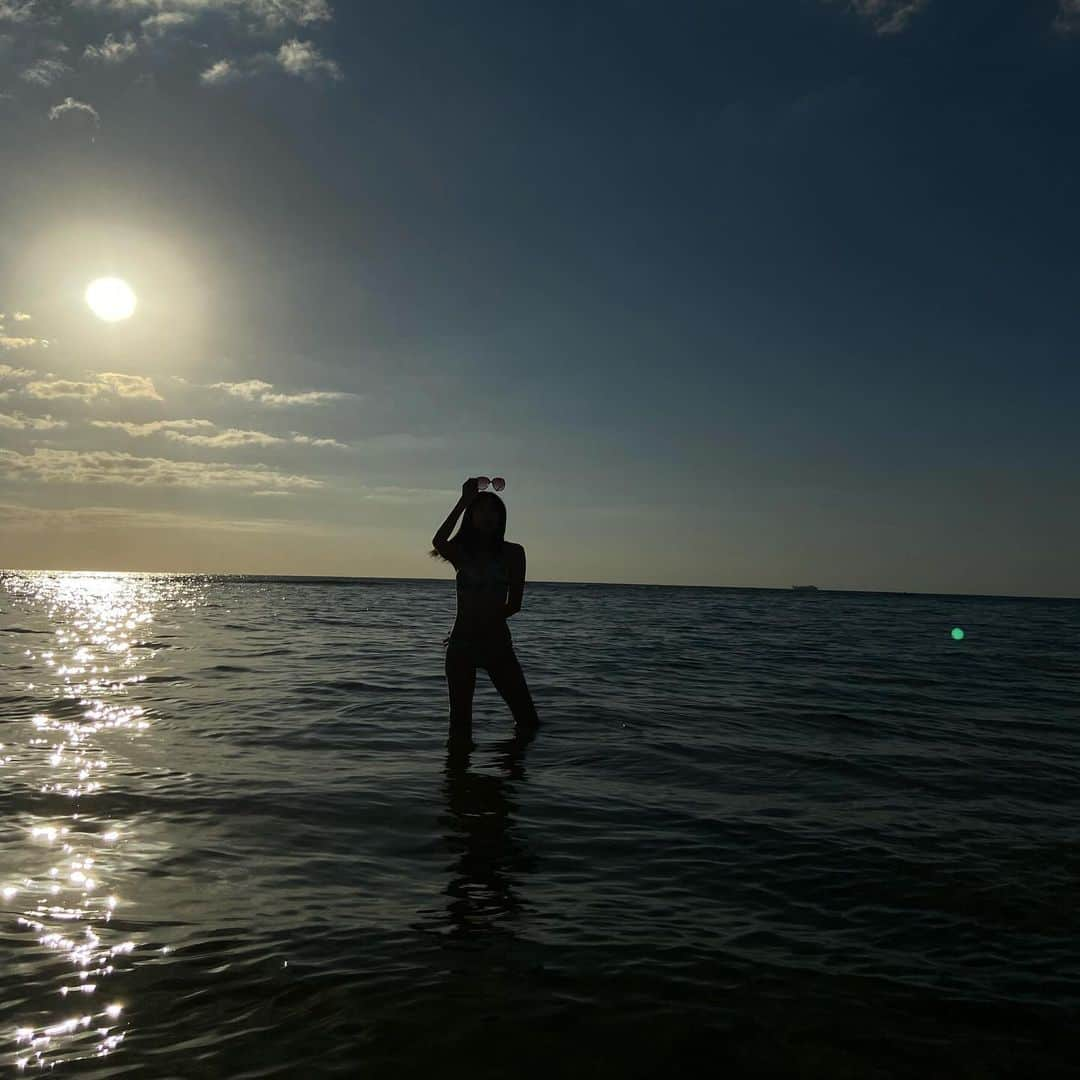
left=1, top=569, right=1077, bottom=1079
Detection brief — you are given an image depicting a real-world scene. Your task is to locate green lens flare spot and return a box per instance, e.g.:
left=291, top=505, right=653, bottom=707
left=951, top=627, right=965, bottom=641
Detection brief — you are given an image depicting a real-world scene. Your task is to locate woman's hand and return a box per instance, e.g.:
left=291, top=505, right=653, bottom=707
left=461, top=477, right=480, bottom=503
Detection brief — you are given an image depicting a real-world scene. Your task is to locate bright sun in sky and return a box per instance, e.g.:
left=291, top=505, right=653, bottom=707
left=85, top=277, right=137, bottom=322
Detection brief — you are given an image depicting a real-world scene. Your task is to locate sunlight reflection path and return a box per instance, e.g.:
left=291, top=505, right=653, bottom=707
left=1, top=572, right=184, bottom=1072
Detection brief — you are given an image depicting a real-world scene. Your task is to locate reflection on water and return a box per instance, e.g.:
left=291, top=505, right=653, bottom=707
left=1, top=572, right=188, bottom=1072
left=436, top=727, right=540, bottom=939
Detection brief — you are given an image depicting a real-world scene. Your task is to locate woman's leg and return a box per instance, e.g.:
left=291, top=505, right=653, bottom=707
left=485, top=648, right=540, bottom=730
left=444, top=643, right=477, bottom=739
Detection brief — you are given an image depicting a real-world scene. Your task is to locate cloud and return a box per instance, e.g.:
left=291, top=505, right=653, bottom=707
left=0, top=411, right=67, bottom=430
left=200, top=37, right=341, bottom=85
left=90, top=418, right=215, bottom=435
left=1, top=312, right=46, bottom=349
left=1056, top=0, right=1080, bottom=33
left=83, top=31, right=138, bottom=63
left=98, top=372, right=162, bottom=398
left=286, top=431, right=348, bottom=448
left=0, top=446, right=324, bottom=491
left=258, top=388, right=354, bottom=406
left=71, top=0, right=333, bottom=33
left=173, top=428, right=347, bottom=448
left=102, top=421, right=284, bottom=447
left=276, top=37, right=340, bottom=80
left=208, top=378, right=357, bottom=406
left=22, top=370, right=162, bottom=401
left=1, top=309, right=47, bottom=348
left=19, top=57, right=69, bottom=85
left=48, top=96, right=101, bottom=128
left=0, top=362, right=37, bottom=380
left=0, top=500, right=337, bottom=535
left=208, top=378, right=274, bottom=399
left=200, top=58, right=241, bottom=84
left=91, top=417, right=350, bottom=448
left=139, top=11, right=193, bottom=36
left=22, top=379, right=111, bottom=401
left=4, top=2, right=344, bottom=99
left=826, top=0, right=929, bottom=34
left=22, top=379, right=101, bottom=400
left=0, top=1, right=38, bottom=24
left=248, top=0, right=333, bottom=28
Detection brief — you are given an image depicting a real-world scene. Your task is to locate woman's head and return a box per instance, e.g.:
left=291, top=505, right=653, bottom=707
left=468, top=493, right=504, bottom=537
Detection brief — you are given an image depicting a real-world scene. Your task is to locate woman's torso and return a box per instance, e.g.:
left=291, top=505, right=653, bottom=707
left=452, top=543, right=511, bottom=636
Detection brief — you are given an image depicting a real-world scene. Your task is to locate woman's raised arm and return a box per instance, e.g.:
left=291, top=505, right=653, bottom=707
left=431, top=478, right=478, bottom=554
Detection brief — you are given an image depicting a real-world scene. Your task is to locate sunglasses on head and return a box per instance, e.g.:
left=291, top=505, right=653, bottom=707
left=477, top=476, right=505, bottom=492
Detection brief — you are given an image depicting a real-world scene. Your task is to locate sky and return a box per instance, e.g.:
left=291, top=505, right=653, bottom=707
left=0, top=0, right=1077, bottom=596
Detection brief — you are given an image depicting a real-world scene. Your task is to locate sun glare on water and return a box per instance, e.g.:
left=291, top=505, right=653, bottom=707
left=85, top=277, right=137, bottom=322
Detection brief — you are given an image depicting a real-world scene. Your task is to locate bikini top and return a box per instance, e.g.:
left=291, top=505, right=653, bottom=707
left=456, top=546, right=510, bottom=594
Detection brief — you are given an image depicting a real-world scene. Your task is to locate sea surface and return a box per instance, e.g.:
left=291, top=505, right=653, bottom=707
left=1, top=570, right=1078, bottom=1078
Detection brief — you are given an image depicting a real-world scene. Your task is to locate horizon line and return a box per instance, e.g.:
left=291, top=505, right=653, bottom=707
left=0, top=568, right=1076, bottom=602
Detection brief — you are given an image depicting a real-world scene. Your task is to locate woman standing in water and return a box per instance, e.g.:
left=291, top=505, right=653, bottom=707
left=430, top=476, right=540, bottom=746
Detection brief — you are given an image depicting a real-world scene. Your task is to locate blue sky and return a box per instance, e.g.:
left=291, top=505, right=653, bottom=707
left=0, top=0, right=1077, bottom=595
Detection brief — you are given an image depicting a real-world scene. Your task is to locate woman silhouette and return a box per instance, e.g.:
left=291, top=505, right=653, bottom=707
left=430, top=477, right=540, bottom=746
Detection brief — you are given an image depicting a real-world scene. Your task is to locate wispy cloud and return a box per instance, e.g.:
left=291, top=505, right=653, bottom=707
left=0, top=500, right=338, bottom=535
left=22, top=371, right=162, bottom=402
left=0, top=447, right=324, bottom=491
left=91, top=417, right=350, bottom=448
left=0, top=0, right=344, bottom=115
left=200, top=36, right=341, bottom=84
left=0, top=411, right=68, bottom=430
left=68, top=0, right=331, bottom=27
left=71, top=0, right=333, bottom=30
left=0, top=311, right=48, bottom=349
left=0, top=362, right=38, bottom=380
left=48, top=96, right=101, bottom=128
left=200, top=58, right=240, bottom=84
left=83, top=31, right=139, bottom=63
left=1056, top=0, right=1080, bottom=33
left=208, top=378, right=357, bottom=406
left=90, top=419, right=215, bottom=436
left=246, top=0, right=333, bottom=28
left=19, top=57, right=70, bottom=85
left=276, top=37, right=340, bottom=80
left=0, top=1, right=38, bottom=23
left=825, top=0, right=929, bottom=34
left=172, top=428, right=346, bottom=448
left=139, top=11, right=193, bottom=36
left=57, top=0, right=343, bottom=88
left=286, top=431, right=348, bottom=448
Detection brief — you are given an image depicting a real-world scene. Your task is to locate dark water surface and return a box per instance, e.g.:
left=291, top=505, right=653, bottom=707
left=1, top=570, right=1077, bottom=1078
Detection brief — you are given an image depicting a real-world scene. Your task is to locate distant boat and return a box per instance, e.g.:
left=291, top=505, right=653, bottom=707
left=791, top=585, right=819, bottom=592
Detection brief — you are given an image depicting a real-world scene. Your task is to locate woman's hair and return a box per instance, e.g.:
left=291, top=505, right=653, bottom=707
left=428, top=492, right=507, bottom=560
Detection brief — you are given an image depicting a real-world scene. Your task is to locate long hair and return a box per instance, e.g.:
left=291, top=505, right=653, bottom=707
left=428, top=492, right=507, bottom=560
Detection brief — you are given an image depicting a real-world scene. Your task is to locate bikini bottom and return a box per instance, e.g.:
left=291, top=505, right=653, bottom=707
left=443, top=622, right=514, bottom=670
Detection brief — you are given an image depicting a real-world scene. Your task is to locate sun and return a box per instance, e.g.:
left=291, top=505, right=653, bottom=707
left=86, top=277, right=137, bottom=322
